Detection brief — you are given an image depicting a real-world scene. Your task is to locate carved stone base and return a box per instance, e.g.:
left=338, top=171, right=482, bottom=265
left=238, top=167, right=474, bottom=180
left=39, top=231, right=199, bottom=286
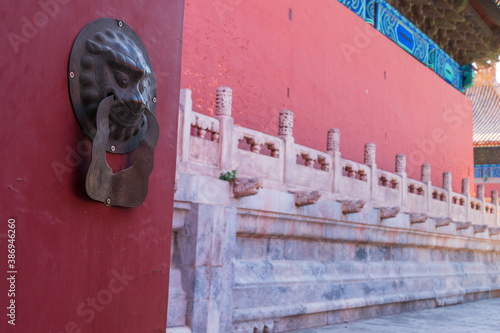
left=434, top=217, right=452, bottom=228
left=340, top=199, right=366, bottom=214
left=378, top=206, right=401, bottom=220
left=292, top=190, right=321, bottom=207
left=410, top=212, right=429, bottom=224
left=453, top=221, right=472, bottom=230
left=233, top=178, right=263, bottom=198
left=473, top=224, right=488, bottom=234
left=489, top=227, right=500, bottom=236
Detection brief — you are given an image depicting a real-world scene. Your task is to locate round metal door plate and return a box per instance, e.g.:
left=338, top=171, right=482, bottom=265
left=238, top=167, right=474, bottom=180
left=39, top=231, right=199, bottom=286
left=68, top=18, right=157, bottom=153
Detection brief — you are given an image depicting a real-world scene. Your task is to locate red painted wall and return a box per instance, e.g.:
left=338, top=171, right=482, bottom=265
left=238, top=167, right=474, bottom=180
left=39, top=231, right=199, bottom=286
left=1, top=1, right=183, bottom=332
left=181, top=0, right=474, bottom=192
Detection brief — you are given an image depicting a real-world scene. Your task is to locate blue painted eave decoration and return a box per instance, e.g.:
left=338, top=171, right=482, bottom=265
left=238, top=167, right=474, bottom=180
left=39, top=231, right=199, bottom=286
left=475, top=164, right=500, bottom=179
left=338, top=0, right=474, bottom=92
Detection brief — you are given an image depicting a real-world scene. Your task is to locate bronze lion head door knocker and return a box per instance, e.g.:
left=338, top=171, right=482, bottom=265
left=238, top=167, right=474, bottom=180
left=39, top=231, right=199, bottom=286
left=68, top=18, right=159, bottom=207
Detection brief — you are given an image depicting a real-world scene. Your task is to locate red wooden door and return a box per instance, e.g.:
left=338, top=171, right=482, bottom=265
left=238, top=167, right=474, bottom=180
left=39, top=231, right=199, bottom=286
left=1, top=1, right=184, bottom=331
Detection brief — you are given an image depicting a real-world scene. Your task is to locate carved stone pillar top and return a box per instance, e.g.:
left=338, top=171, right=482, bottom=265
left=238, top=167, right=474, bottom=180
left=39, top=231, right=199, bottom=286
left=215, top=86, right=232, bottom=116
left=327, top=128, right=340, bottom=152
left=395, top=154, right=406, bottom=173
left=443, top=172, right=452, bottom=189
left=278, top=110, right=293, bottom=136
left=421, top=164, right=431, bottom=183
left=492, top=190, right=499, bottom=205
left=364, top=143, right=376, bottom=166
left=477, top=184, right=485, bottom=200
left=462, top=178, right=470, bottom=196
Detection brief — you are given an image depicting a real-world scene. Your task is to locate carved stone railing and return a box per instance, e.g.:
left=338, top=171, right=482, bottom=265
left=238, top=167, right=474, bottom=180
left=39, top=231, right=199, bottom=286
left=170, top=87, right=500, bottom=333
left=176, top=87, right=500, bottom=230
left=188, top=111, right=220, bottom=166
left=293, top=143, right=332, bottom=192
left=233, top=125, right=285, bottom=183
left=339, top=158, right=371, bottom=201
left=376, top=169, right=402, bottom=207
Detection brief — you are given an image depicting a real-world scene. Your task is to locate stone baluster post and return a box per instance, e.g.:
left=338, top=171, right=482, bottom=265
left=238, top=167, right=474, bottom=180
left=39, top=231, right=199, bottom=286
left=215, top=87, right=234, bottom=172
left=279, top=110, right=294, bottom=184
left=492, top=190, right=499, bottom=227
left=364, top=143, right=377, bottom=202
left=462, top=178, right=470, bottom=196
left=327, top=128, right=341, bottom=194
left=492, top=190, right=499, bottom=205
left=421, top=164, right=431, bottom=213
left=395, top=154, right=406, bottom=174
left=421, top=164, right=431, bottom=183
left=443, top=172, right=452, bottom=216
left=477, top=184, right=485, bottom=200
left=180, top=89, right=193, bottom=163
left=477, top=184, right=485, bottom=224
left=364, top=143, right=376, bottom=166
left=395, top=153, right=407, bottom=209
left=462, top=178, right=470, bottom=220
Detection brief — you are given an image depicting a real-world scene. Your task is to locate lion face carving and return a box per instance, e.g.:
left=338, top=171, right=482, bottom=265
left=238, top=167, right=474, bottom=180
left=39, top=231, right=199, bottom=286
left=69, top=18, right=160, bottom=207
left=69, top=19, right=157, bottom=153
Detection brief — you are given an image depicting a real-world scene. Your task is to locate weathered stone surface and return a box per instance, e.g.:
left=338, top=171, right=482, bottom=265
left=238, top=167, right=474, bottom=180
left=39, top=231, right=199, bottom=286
left=172, top=176, right=500, bottom=332
left=434, top=217, right=452, bottom=227
left=292, top=190, right=321, bottom=207
left=233, top=177, right=263, bottom=198
left=340, top=199, right=366, bottom=214
left=489, top=227, right=500, bottom=236
left=167, top=266, right=188, bottom=328
left=378, top=206, right=401, bottom=220
left=473, top=224, right=488, bottom=234
left=453, top=221, right=472, bottom=230
left=189, top=135, right=220, bottom=166
left=409, top=212, right=429, bottom=224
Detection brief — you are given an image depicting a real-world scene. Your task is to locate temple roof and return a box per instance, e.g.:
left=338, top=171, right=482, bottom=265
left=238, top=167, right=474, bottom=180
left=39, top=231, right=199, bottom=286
left=388, top=0, right=500, bottom=67
left=466, top=66, right=500, bottom=146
